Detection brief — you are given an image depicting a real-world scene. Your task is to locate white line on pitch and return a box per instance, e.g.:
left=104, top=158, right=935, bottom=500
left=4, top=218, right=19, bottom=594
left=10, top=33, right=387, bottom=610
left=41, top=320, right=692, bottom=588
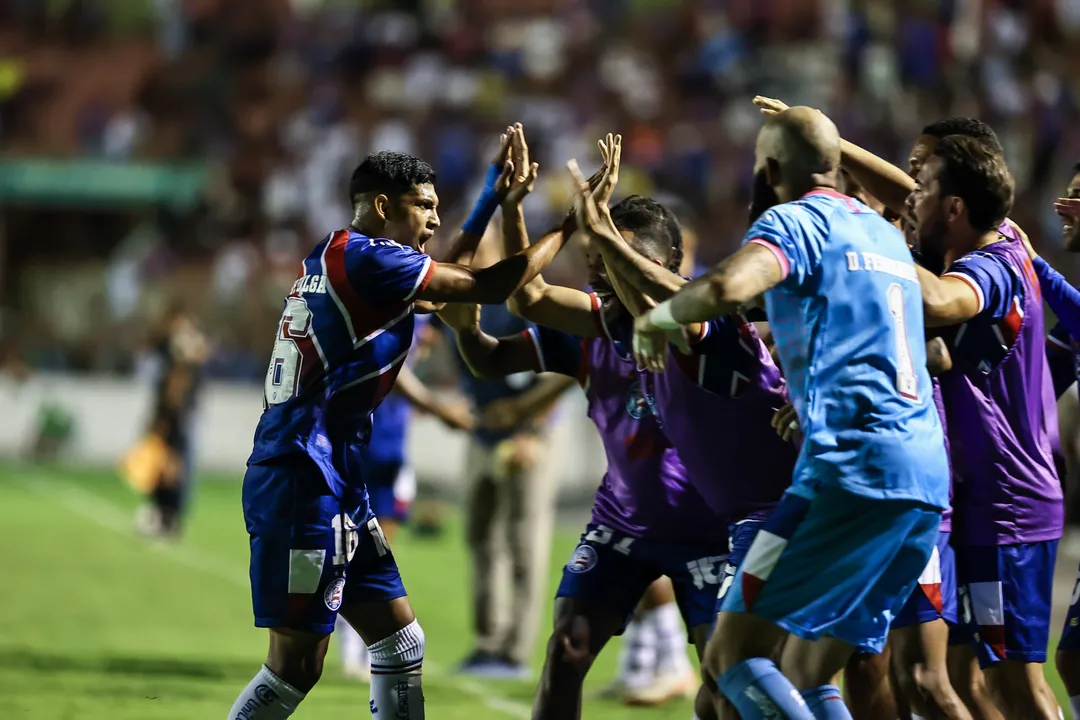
left=16, top=473, right=532, bottom=719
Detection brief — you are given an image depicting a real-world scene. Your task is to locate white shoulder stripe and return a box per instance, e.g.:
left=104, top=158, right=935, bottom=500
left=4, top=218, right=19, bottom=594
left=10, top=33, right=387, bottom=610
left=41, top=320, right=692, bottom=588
left=526, top=327, right=546, bottom=373
left=404, top=256, right=433, bottom=302
left=943, top=272, right=985, bottom=314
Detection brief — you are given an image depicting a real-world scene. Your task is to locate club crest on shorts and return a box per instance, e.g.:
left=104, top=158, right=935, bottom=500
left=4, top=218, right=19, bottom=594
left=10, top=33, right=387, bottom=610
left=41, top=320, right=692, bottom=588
left=566, top=544, right=598, bottom=574
left=324, top=577, right=345, bottom=611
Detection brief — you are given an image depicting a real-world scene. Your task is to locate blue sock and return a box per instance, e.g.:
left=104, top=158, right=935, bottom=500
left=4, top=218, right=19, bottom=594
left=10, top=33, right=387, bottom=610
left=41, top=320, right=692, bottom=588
left=717, top=657, right=815, bottom=720
left=800, top=685, right=852, bottom=720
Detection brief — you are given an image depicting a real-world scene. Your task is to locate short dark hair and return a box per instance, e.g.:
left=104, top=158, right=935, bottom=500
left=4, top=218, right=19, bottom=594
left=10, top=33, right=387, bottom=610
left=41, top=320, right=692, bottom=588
left=932, top=134, right=1014, bottom=232
left=609, top=196, right=683, bottom=273
left=348, top=151, right=436, bottom=203
left=921, top=118, right=1004, bottom=156
left=1072, top=161, right=1080, bottom=177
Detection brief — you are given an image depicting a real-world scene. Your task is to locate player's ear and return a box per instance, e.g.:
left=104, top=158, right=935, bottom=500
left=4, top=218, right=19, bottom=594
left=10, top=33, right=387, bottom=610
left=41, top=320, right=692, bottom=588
left=373, top=193, right=391, bottom=222
left=946, top=195, right=964, bottom=224
left=765, top=157, right=782, bottom=189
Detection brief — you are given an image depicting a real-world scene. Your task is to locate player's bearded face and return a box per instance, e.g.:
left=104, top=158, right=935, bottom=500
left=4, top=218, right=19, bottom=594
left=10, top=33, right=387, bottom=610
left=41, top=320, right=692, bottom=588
left=749, top=167, right=780, bottom=224
left=907, top=164, right=950, bottom=264
left=1063, top=174, right=1080, bottom=252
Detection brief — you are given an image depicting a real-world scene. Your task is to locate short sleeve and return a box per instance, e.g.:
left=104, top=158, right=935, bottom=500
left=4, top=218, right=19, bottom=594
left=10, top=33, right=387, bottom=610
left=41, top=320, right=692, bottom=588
left=943, top=252, right=1017, bottom=320
left=345, top=237, right=435, bottom=305
left=741, top=204, right=820, bottom=289
left=524, top=325, right=586, bottom=382
left=686, top=316, right=740, bottom=356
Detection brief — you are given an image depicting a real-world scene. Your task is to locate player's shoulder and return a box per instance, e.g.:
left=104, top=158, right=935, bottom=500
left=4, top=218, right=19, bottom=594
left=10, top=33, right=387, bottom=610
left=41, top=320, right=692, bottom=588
left=947, top=246, right=1010, bottom=276
left=344, top=230, right=412, bottom=255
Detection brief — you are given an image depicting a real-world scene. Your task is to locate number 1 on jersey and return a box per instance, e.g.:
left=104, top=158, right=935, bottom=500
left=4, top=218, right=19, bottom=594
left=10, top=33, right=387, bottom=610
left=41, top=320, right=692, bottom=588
left=887, top=283, right=919, bottom=401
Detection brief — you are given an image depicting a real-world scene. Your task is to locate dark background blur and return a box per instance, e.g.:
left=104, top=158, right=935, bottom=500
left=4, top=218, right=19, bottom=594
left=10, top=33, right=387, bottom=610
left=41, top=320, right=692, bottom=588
left=1, top=0, right=1078, bottom=381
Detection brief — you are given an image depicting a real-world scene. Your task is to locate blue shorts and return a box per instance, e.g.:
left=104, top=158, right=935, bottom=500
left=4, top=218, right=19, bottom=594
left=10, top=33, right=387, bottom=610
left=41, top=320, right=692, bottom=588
left=1060, top=561, right=1080, bottom=653
left=243, top=456, right=407, bottom=635
left=721, top=484, right=941, bottom=654
left=952, top=540, right=1057, bottom=666
left=893, top=531, right=958, bottom=629
left=715, top=518, right=767, bottom=612
left=364, top=459, right=412, bottom=524
left=556, top=522, right=734, bottom=637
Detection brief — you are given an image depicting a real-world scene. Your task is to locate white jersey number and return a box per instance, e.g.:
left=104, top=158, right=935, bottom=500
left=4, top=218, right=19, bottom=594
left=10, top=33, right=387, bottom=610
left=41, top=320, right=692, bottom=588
left=887, top=283, right=919, bottom=401
left=264, top=296, right=314, bottom=408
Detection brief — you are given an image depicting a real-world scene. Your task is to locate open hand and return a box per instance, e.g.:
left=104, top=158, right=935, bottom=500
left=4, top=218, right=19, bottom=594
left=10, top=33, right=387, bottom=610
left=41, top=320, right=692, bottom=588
left=593, top=133, right=622, bottom=208
left=632, top=312, right=684, bottom=373
left=1004, top=218, right=1037, bottom=261
left=435, top=399, right=477, bottom=433
left=567, top=158, right=622, bottom=244
left=1055, top=198, right=1080, bottom=220
left=753, top=96, right=790, bottom=117
left=496, top=123, right=540, bottom=206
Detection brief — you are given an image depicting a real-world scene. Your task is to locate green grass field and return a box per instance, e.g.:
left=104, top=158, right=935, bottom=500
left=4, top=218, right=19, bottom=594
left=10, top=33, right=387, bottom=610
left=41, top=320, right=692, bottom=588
left=0, top=464, right=1071, bottom=718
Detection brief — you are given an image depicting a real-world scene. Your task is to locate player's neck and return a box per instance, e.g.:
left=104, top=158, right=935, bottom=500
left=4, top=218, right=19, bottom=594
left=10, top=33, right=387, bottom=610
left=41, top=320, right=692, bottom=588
left=946, top=229, right=1002, bottom=265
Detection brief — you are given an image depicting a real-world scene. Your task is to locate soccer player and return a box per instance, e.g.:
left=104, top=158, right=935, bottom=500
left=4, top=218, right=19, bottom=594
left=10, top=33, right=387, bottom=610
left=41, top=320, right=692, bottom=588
left=567, top=141, right=799, bottom=715
left=228, top=126, right=568, bottom=720
left=439, top=136, right=725, bottom=720
left=633, top=107, right=949, bottom=720
left=906, top=134, right=1063, bottom=719
left=755, top=97, right=1014, bottom=720
left=1010, top=165, right=1080, bottom=719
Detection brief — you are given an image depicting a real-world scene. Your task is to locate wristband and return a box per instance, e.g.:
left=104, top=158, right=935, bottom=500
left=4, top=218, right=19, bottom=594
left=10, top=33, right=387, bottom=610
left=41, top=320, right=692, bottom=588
left=461, top=163, right=503, bottom=236
left=648, top=300, right=682, bottom=331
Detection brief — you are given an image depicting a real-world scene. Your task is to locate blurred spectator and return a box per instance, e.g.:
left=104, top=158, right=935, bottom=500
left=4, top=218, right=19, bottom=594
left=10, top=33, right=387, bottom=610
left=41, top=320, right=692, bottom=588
left=0, top=0, right=1077, bottom=379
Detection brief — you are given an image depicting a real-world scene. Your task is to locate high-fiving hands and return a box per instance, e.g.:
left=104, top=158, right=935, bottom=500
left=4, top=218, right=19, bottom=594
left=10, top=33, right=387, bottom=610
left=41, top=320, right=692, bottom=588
left=495, top=123, right=539, bottom=207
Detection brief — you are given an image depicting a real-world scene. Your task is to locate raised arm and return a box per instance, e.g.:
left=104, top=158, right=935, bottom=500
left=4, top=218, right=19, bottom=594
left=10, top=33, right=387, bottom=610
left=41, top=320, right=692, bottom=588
left=492, top=128, right=611, bottom=338
left=578, top=137, right=687, bottom=301
left=1032, top=257, right=1080, bottom=340
left=631, top=243, right=784, bottom=371
left=838, top=139, right=914, bottom=219
left=437, top=128, right=516, bottom=267
left=1016, top=205, right=1080, bottom=339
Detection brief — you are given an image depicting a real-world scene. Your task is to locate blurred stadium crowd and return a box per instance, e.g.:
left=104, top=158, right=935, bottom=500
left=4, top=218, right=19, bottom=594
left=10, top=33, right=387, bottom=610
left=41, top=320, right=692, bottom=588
left=1, top=0, right=1079, bottom=380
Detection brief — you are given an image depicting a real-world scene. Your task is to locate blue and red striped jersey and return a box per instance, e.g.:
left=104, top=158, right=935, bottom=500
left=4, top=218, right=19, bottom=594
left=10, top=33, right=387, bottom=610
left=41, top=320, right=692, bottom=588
left=248, top=228, right=435, bottom=495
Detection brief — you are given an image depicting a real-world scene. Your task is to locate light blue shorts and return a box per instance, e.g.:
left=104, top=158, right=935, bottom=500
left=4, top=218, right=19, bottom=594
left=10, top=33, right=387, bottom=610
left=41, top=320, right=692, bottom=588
left=720, top=482, right=941, bottom=653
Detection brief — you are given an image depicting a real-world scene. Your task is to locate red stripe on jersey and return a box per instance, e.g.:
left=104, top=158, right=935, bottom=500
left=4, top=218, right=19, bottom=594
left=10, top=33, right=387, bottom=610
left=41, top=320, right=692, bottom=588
left=577, top=338, right=589, bottom=387
left=999, top=296, right=1023, bottom=346
left=417, top=260, right=436, bottom=296
left=324, top=230, right=402, bottom=341
left=589, top=293, right=607, bottom=338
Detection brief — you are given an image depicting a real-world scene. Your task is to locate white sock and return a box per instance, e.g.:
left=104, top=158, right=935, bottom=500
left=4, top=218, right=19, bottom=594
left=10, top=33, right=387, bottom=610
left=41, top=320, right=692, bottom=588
left=912, top=715, right=928, bottom=720
left=653, top=602, right=692, bottom=676
left=336, top=616, right=368, bottom=668
left=228, top=664, right=305, bottom=719
left=617, top=613, right=659, bottom=689
left=368, top=619, right=425, bottom=719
